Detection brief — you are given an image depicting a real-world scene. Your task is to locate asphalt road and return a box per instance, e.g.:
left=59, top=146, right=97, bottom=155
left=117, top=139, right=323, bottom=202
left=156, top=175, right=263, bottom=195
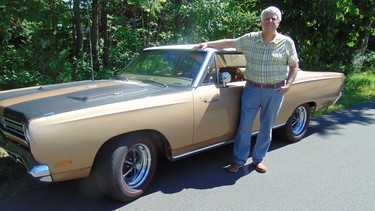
left=1, top=101, right=375, bottom=211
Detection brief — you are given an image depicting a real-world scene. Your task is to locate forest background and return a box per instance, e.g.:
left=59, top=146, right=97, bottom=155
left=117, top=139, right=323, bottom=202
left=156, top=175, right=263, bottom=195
left=0, top=0, right=374, bottom=90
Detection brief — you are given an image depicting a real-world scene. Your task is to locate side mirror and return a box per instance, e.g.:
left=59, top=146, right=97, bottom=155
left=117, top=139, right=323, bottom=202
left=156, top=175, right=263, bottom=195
left=220, top=72, right=231, bottom=87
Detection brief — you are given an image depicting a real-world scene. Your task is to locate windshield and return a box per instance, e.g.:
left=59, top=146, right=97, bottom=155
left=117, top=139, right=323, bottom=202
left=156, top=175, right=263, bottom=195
left=118, top=50, right=207, bottom=86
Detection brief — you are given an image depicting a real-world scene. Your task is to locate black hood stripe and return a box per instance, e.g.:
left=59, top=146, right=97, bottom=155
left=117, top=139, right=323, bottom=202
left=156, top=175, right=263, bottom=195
left=1, top=80, right=188, bottom=121
left=0, top=80, right=125, bottom=115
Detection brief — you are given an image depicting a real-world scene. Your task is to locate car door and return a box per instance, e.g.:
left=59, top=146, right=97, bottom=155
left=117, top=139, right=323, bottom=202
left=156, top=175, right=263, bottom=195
left=192, top=54, right=244, bottom=146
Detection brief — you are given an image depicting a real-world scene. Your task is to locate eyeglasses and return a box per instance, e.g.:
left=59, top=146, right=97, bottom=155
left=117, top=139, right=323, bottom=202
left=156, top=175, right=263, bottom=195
left=264, top=17, right=278, bottom=22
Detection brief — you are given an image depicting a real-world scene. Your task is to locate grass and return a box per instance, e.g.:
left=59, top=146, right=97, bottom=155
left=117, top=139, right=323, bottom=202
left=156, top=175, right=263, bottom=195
left=1, top=72, right=375, bottom=198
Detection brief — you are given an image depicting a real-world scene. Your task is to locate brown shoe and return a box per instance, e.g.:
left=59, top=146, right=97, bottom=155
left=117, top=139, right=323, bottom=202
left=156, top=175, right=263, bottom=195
left=226, top=163, right=243, bottom=173
left=253, top=162, right=267, bottom=173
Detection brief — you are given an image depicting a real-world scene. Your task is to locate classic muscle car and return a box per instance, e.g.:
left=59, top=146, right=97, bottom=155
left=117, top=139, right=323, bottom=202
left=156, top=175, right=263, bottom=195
left=0, top=45, right=344, bottom=201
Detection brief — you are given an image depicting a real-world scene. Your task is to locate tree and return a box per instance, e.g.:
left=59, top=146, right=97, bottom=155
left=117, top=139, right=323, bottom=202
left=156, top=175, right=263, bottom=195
left=352, top=0, right=375, bottom=55
left=101, top=0, right=110, bottom=69
left=0, top=0, right=373, bottom=90
left=91, top=0, right=99, bottom=75
left=73, top=0, right=83, bottom=58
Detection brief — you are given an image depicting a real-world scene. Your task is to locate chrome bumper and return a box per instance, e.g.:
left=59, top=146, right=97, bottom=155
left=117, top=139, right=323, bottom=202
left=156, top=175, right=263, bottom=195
left=0, top=131, right=52, bottom=183
left=333, top=91, right=344, bottom=105
left=30, top=165, right=52, bottom=182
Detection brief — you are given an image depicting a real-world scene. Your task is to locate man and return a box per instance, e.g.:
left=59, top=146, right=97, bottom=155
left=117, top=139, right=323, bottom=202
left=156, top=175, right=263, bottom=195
left=194, top=6, right=300, bottom=173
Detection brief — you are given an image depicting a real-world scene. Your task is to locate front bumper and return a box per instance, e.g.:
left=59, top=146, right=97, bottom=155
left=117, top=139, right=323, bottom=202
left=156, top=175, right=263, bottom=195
left=0, top=131, right=52, bottom=183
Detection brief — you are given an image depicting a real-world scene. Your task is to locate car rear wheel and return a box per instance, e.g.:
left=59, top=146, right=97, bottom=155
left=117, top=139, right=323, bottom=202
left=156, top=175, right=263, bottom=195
left=95, top=133, right=157, bottom=202
left=276, top=104, right=310, bottom=142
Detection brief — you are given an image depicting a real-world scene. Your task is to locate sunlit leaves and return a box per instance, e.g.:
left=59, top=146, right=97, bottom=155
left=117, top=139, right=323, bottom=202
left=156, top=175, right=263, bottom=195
left=0, top=0, right=374, bottom=90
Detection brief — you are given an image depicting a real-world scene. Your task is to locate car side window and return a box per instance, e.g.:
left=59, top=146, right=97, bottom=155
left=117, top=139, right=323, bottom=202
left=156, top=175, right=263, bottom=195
left=202, top=56, right=219, bottom=85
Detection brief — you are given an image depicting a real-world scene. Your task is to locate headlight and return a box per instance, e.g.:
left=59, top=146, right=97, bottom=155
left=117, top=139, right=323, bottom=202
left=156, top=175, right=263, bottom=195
left=23, top=123, right=31, bottom=144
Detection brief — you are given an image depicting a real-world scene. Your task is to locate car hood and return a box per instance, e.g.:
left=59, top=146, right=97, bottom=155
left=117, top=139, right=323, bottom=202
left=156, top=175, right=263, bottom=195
left=0, top=80, right=183, bottom=121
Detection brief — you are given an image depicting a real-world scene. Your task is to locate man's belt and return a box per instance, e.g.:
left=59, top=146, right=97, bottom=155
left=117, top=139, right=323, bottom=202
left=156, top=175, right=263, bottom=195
left=246, top=80, right=285, bottom=89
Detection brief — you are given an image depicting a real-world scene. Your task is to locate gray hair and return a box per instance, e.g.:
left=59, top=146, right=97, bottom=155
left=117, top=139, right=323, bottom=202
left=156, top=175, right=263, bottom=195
left=261, top=6, right=282, bottom=22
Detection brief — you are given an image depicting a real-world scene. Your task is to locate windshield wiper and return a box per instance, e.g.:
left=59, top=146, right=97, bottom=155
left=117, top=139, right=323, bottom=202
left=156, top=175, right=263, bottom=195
left=114, top=76, right=129, bottom=81
left=143, top=79, right=168, bottom=88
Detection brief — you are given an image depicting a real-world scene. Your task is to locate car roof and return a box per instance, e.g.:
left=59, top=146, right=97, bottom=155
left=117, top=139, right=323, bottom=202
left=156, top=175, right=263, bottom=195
left=144, top=44, right=238, bottom=53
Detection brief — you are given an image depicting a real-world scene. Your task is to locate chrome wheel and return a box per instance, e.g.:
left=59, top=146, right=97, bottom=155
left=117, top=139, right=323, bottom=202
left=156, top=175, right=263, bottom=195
left=276, top=104, right=310, bottom=142
left=292, top=105, right=308, bottom=136
left=95, top=133, right=157, bottom=201
left=123, top=143, right=152, bottom=189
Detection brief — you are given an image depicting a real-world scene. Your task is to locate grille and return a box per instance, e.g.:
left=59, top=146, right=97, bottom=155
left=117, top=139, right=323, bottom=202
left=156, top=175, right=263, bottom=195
left=1, top=117, right=26, bottom=139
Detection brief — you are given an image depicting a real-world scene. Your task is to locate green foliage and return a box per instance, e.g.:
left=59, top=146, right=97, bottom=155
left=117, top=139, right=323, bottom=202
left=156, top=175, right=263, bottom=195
left=363, top=52, right=375, bottom=73
left=0, top=0, right=374, bottom=90
left=177, top=0, right=258, bottom=42
left=340, top=73, right=375, bottom=105
left=257, top=0, right=374, bottom=73
left=0, top=44, right=39, bottom=90
left=345, top=51, right=375, bottom=75
left=0, top=0, right=74, bottom=90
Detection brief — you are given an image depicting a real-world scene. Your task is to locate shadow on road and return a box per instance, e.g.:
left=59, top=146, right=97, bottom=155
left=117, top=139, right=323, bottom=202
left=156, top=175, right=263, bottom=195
left=308, top=101, right=375, bottom=137
left=1, top=101, right=374, bottom=210
left=0, top=143, right=252, bottom=210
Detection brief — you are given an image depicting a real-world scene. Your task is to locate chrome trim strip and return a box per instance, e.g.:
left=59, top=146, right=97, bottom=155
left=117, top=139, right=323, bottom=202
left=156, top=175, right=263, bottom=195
left=0, top=130, right=29, bottom=147
left=192, top=49, right=216, bottom=88
left=332, top=91, right=343, bottom=105
left=171, top=124, right=287, bottom=161
left=171, top=139, right=234, bottom=161
left=3, top=117, right=24, bottom=137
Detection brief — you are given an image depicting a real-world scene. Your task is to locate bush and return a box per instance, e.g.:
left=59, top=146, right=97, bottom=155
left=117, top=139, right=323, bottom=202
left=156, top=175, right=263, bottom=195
left=347, top=51, right=375, bottom=75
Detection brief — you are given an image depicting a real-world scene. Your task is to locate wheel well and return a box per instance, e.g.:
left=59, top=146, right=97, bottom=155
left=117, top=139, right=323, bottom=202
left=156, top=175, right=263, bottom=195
left=307, top=102, right=316, bottom=112
left=92, top=130, right=171, bottom=171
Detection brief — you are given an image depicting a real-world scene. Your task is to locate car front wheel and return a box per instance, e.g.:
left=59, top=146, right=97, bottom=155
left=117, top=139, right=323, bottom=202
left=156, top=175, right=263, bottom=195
left=95, top=133, right=157, bottom=202
left=277, top=103, right=310, bottom=142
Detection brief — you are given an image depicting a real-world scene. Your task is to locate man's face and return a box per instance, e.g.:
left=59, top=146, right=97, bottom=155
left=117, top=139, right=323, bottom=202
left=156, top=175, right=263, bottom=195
left=261, top=12, right=280, bottom=32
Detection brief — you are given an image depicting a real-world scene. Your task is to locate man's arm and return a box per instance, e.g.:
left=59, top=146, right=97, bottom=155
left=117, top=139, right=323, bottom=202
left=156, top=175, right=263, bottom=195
left=278, top=63, right=300, bottom=94
left=193, top=39, right=236, bottom=50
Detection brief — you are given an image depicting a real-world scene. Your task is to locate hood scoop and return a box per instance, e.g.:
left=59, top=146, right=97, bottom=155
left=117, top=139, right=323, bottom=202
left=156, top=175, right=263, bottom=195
left=68, top=86, right=146, bottom=102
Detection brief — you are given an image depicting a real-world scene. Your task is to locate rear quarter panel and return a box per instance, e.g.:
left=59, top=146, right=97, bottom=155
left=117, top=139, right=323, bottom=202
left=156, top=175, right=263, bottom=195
left=276, top=71, right=345, bottom=125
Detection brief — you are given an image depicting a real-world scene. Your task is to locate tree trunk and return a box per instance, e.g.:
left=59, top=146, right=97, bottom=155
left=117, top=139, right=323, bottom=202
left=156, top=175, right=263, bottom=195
left=91, top=0, right=100, bottom=75
left=73, top=0, right=83, bottom=58
left=101, top=0, right=109, bottom=69
left=360, top=21, right=371, bottom=56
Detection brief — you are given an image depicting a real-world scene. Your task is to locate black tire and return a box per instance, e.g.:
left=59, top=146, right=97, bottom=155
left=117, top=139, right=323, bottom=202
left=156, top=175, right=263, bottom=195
left=277, top=104, right=310, bottom=142
left=95, top=133, right=157, bottom=202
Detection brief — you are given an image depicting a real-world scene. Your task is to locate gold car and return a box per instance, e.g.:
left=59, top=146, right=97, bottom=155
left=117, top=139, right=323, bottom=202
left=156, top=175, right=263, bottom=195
left=0, top=45, right=344, bottom=201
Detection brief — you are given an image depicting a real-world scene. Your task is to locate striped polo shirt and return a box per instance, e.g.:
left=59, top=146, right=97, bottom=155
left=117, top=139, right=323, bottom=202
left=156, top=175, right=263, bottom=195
left=235, top=31, right=299, bottom=84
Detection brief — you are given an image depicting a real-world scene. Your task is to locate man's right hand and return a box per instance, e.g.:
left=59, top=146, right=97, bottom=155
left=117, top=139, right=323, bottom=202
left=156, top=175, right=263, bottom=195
left=192, top=43, right=207, bottom=50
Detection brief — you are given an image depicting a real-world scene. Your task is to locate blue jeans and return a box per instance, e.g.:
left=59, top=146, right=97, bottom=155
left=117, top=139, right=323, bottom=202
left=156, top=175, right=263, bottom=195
left=233, top=83, right=284, bottom=165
